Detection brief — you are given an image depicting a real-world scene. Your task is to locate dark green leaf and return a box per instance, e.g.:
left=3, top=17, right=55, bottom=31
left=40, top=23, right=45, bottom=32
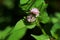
left=50, top=23, right=60, bottom=39
left=20, top=0, right=47, bottom=11
left=3, top=0, right=14, bottom=9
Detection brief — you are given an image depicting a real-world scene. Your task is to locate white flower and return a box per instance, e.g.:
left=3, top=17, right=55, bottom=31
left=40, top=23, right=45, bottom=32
left=27, top=14, right=36, bottom=22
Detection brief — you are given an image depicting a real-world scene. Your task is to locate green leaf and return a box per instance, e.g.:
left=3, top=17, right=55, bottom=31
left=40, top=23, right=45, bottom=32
left=26, top=23, right=36, bottom=29
left=20, top=0, right=47, bottom=11
left=3, top=0, right=14, bottom=9
left=39, top=11, right=50, bottom=23
left=0, top=31, right=2, bottom=39
left=51, top=17, right=59, bottom=24
left=31, top=34, right=50, bottom=40
left=30, top=0, right=47, bottom=11
left=20, top=0, right=29, bottom=4
left=11, top=19, right=26, bottom=33
left=55, top=12, right=60, bottom=19
left=0, top=26, right=12, bottom=39
left=20, top=0, right=32, bottom=11
left=56, top=37, right=60, bottom=40
left=30, top=0, right=44, bottom=8
left=7, top=19, right=28, bottom=40
left=50, top=23, right=60, bottom=39
left=0, top=17, right=5, bottom=23
left=7, top=27, right=27, bottom=40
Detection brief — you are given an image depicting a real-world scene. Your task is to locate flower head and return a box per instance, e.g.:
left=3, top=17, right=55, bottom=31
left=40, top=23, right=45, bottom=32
left=27, top=14, right=36, bottom=22
left=30, top=8, right=40, bottom=17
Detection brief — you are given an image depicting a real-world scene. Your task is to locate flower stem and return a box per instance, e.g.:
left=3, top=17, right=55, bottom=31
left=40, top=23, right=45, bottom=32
left=36, top=18, right=47, bottom=35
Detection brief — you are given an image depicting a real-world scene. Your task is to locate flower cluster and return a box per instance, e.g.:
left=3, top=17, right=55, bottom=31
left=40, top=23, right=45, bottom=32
left=27, top=8, right=40, bottom=22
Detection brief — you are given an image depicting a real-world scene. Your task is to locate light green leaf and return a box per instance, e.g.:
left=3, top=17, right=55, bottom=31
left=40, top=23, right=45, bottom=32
left=0, top=26, right=12, bottom=39
left=51, top=17, right=59, bottom=24
left=7, top=27, right=27, bottom=40
left=11, top=19, right=26, bottom=33
left=31, top=34, right=50, bottom=40
left=20, top=0, right=29, bottom=4
left=26, top=23, right=36, bottom=29
left=8, top=19, right=27, bottom=40
left=50, top=23, right=60, bottom=39
left=39, top=11, right=50, bottom=23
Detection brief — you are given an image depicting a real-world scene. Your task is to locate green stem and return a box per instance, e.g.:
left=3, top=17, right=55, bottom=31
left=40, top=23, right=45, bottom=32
left=36, top=18, right=47, bottom=35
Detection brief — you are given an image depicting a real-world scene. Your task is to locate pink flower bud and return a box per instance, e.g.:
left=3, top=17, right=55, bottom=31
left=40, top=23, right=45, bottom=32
left=30, top=8, right=40, bottom=17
